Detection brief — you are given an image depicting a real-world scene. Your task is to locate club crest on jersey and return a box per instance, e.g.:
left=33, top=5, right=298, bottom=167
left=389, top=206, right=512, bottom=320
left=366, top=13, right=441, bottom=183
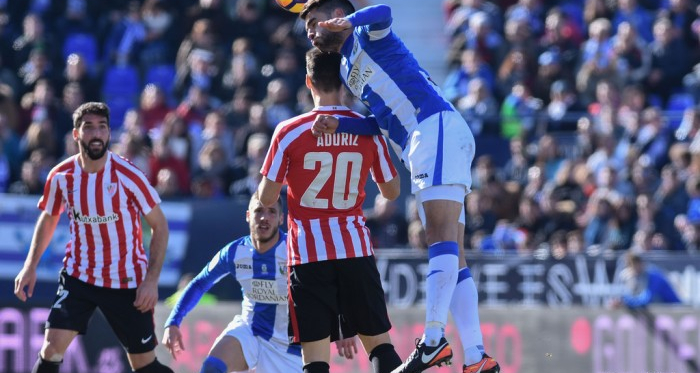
left=261, top=263, right=268, bottom=275
left=107, top=183, right=117, bottom=197
left=278, top=261, right=287, bottom=276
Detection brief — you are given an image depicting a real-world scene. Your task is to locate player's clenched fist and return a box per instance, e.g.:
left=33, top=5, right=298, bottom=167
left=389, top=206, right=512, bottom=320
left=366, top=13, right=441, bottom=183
left=311, top=114, right=339, bottom=137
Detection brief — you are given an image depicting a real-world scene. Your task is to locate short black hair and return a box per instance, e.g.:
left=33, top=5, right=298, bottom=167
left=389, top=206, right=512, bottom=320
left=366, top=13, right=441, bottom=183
left=300, top=0, right=355, bottom=20
left=305, top=48, right=342, bottom=93
left=72, top=102, right=110, bottom=129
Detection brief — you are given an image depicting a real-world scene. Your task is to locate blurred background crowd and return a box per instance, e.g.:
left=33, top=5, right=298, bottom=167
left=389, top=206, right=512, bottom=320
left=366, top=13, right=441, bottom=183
left=2, top=0, right=700, bottom=259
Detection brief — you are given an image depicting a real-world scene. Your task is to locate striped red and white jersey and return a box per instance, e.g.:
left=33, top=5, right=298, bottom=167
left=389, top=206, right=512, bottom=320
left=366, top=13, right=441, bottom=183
left=38, top=152, right=161, bottom=289
left=261, top=106, right=397, bottom=266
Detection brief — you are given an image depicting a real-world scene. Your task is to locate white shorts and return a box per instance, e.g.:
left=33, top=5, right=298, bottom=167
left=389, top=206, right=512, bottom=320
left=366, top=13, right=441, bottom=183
left=415, top=185, right=467, bottom=226
left=402, top=110, right=475, bottom=194
left=216, top=315, right=302, bottom=373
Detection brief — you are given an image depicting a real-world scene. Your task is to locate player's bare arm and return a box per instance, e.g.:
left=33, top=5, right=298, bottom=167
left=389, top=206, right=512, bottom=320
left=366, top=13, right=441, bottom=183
left=257, top=177, right=283, bottom=208
left=135, top=204, right=169, bottom=313
left=163, top=325, right=185, bottom=360
left=377, top=176, right=401, bottom=201
left=311, top=114, right=340, bottom=137
left=318, top=17, right=352, bottom=31
left=14, top=211, right=60, bottom=302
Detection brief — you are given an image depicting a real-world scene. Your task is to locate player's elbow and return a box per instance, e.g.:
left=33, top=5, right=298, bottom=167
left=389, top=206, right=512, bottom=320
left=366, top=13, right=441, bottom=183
left=378, top=178, right=401, bottom=201
left=381, top=189, right=400, bottom=201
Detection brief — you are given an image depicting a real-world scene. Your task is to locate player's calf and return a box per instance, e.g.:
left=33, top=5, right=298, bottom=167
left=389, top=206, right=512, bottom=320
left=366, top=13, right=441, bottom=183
left=369, top=343, right=402, bottom=373
left=31, top=357, right=61, bottom=373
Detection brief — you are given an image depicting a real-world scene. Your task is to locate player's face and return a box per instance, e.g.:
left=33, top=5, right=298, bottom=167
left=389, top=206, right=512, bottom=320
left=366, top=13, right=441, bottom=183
left=74, top=113, right=110, bottom=160
left=247, top=200, right=283, bottom=243
left=305, top=9, right=345, bottom=52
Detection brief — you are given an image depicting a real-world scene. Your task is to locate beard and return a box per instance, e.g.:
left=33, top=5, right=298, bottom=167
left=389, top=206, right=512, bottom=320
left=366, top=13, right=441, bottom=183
left=80, top=139, right=109, bottom=160
left=251, top=225, right=278, bottom=244
left=253, top=230, right=277, bottom=243
left=313, top=31, right=345, bottom=52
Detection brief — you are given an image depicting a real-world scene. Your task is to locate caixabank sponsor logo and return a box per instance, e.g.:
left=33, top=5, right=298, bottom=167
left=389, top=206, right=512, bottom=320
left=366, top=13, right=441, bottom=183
left=71, top=208, right=119, bottom=224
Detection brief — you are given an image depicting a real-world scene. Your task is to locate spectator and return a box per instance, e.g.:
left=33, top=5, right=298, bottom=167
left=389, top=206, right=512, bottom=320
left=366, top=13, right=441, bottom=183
left=229, top=161, right=262, bottom=200
left=149, top=136, right=190, bottom=196
left=457, top=77, right=500, bottom=136
left=445, top=0, right=504, bottom=39
left=531, top=49, right=571, bottom=104
left=365, top=194, right=409, bottom=248
left=443, top=49, right=496, bottom=105
left=154, top=167, right=186, bottom=200
left=496, top=47, right=534, bottom=99
left=647, top=17, right=690, bottom=105
left=233, top=102, right=273, bottom=159
left=219, top=86, right=255, bottom=129
left=261, top=78, right=295, bottom=128
left=8, top=159, right=43, bottom=194
left=542, top=79, right=585, bottom=133
left=175, top=19, right=225, bottom=86
left=0, top=112, right=21, bottom=182
left=500, top=81, right=542, bottom=139
left=192, top=139, right=235, bottom=198
left=611, top=251, right=682, bottom=309
left=220, top=38, right=263, bottom=101
left=613, top=0, right=654, bottom=42
left=538, top=7, right=582, bottom=66
left=174, top=48, right=222, bottom=100
left=576, top=18, right=616, bottom=106
left=11, top=14, right=56, bottom=73
left=610, top=22, right=652, bottom=87
left=137, top=0, right=179, bottom=68
left=138, top=84, right=170, bottom=132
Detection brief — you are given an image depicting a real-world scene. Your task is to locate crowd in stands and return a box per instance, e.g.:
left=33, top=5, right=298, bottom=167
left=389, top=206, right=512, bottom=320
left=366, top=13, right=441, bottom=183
left=3, top=0, right=700, bottom=257
left=439, top=0, right=700, bottom=256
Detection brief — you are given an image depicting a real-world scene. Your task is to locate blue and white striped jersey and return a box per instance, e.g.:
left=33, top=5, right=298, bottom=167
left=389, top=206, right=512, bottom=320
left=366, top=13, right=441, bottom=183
left=165, top=232, right=299, bottom=353
left=339, top=5, right=454, bottom=152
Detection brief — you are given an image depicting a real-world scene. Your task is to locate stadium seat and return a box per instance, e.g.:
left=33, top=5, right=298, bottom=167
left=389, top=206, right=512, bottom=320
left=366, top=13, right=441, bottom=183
left=102, top=65, right=140, bottom=99
left=63, top=33, right=99, bottom=72
left=145, top=64, right=177, bottom=104
left=106, top=95, right=135, bottom=130
left=145, top=64, right=176, bottom=92
left=666, top=92, right=696, bottom=129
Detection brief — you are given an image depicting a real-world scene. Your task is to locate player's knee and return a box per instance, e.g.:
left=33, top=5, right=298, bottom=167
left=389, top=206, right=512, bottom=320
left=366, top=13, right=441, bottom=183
left=133, top=358, right=173, bottom=373
left=200, top=356, right=228, bottom=373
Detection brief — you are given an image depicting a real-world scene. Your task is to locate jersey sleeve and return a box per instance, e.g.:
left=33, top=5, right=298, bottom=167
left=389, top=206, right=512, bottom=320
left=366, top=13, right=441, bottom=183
left=346, top=4, right=392, bottom=35
left=261, top=126, right=290, bottom=183
left=369, top=135, right=397, bottom=183
left=337, top=116, right=382, bottom=135
left=164, top=244, right=234, bottom=327
left=118, top=157, right=161, bottom=215
left=37, top=169, right=64, bottom=215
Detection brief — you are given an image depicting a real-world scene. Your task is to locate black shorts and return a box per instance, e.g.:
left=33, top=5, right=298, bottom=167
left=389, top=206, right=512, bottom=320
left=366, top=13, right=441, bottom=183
left=46, top=271, right=157, bottom=354
left=288, top=256, right=392, bottom=343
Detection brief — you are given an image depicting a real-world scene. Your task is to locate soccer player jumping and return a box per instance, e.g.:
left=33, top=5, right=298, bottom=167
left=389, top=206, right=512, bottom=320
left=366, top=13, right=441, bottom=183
left=301, top=1, right=500, bottom=373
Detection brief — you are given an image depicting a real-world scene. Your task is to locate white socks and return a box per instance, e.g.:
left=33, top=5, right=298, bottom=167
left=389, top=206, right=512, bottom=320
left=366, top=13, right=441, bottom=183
left=423, top=241, right=458, bottom=346
left=450, top=267, right=485, bottom=365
